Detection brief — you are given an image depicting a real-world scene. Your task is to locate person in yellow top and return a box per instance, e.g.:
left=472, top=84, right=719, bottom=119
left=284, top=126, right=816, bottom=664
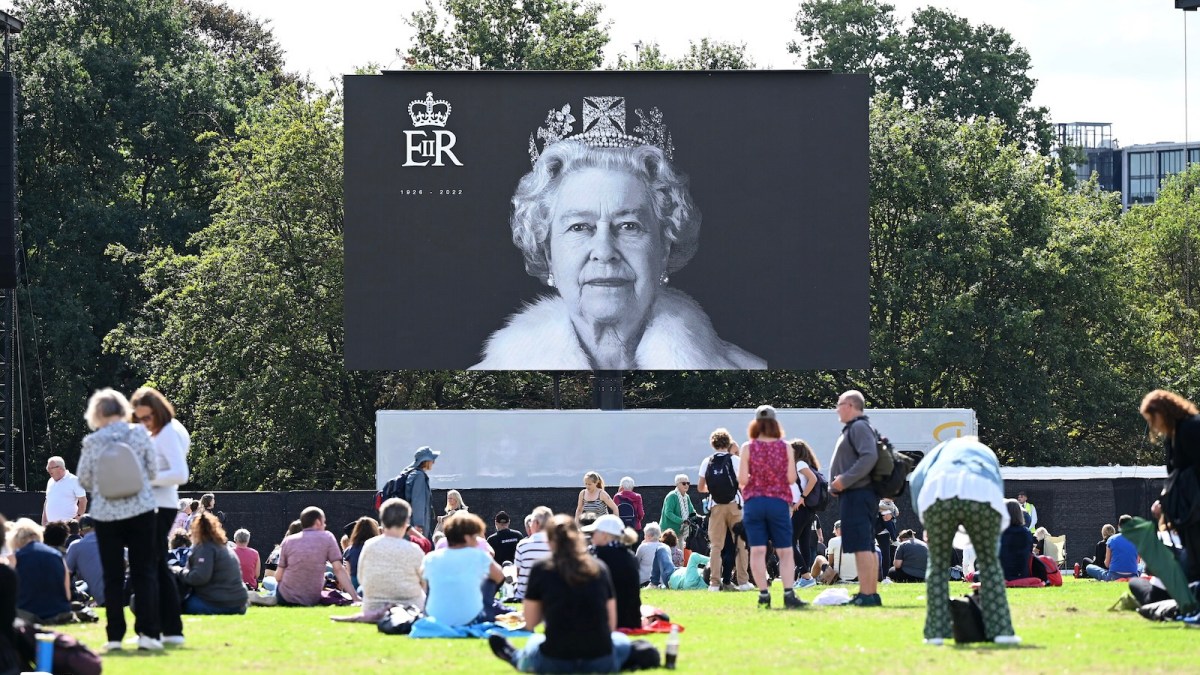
left=1017, top=492, right=1037, bottom=533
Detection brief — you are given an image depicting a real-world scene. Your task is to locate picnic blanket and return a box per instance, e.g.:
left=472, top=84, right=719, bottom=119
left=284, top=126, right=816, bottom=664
left=409, top=616, right=534, bottom=639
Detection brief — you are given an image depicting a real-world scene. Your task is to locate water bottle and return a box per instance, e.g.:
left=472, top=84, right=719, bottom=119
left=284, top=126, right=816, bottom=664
left=664, top=624, right=679, bottom=670
left=35, top=632, right=55, bottom=673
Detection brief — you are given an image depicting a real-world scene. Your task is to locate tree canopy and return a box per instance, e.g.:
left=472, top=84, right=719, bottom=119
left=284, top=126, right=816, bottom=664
left=790, top=0, right=1052, bottom=153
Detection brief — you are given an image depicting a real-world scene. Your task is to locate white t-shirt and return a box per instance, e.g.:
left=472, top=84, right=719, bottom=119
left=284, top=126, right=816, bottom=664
left=45, top=472, right=86, bottom=522
left=826, top=535, right=859, bottom=582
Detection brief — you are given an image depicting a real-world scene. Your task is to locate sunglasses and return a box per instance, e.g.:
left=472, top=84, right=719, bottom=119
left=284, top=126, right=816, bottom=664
left=135, top=414, right=154, bottom=423
left=679, top=481, right=690, bottom=486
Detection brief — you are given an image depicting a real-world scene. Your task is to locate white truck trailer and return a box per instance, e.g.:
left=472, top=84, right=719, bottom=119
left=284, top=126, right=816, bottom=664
left=376, top=408, right=977, bottom=490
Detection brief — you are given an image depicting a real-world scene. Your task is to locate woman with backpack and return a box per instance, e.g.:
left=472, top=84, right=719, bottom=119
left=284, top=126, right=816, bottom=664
left=76, top=388, right=163, bottom=652
left=790, top=439, right=822, bottom=589
left=613, top=477, right=644, bottom=532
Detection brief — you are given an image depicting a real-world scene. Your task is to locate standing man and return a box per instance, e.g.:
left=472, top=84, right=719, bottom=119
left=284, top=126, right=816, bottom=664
left=43, top=456, right=87, bottom=525
left=1017, top=491, right=1038, bottom=533
left=487, top=511, right=523, bottom=564
left=698, top=428, right=752, bottom=592
left=829, top=390, right=882, bottom=606
left=406, top=446, right=440, bottom=536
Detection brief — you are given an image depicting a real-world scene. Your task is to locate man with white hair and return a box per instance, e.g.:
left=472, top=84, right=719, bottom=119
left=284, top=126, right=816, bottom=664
left=43, top=456, right=87, bottom=525
left=513, top=506, right=553, bottom=599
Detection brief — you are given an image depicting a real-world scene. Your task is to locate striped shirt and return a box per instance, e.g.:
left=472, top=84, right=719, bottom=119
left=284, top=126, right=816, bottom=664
left=513, top=532, right=551, bottom=599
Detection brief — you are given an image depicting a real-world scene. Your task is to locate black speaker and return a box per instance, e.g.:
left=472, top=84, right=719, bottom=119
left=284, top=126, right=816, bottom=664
left=0, top=72, right=15, bottom=289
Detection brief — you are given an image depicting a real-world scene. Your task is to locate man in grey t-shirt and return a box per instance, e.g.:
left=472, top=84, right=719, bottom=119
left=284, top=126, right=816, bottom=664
left=829, top=389, right=882, bottom=606
left=887, top=529, right=928, bottom=583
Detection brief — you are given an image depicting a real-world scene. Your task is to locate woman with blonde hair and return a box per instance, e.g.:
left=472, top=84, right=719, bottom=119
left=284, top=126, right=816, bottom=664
left=488, top=515, right=632, bottom=672
left=576, top=471, right=618, bottom=522
left=76, top=387, right=162, bottom=651
left=174, top=513, right=247, bottom=615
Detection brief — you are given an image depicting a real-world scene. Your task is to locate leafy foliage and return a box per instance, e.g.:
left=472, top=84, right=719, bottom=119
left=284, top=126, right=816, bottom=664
left=790, top=0, right=1052, bottom=153
left=109, top=88, right=379, bottom=490
left=1119, top=167, right=1200, bottom=395
left=403, top=0, right=610, bottom=70
left=615, top=38, right=756, bottom=71
left=12, top=0, right=278, bottom=481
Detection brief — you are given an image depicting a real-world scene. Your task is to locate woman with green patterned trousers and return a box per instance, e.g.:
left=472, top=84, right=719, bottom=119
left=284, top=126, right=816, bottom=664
left=909, top=436, right=1020, bottom=646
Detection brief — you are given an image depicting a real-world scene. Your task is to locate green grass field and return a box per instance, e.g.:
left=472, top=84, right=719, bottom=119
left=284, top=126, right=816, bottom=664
left=52, top=578, right=1197, bottom=673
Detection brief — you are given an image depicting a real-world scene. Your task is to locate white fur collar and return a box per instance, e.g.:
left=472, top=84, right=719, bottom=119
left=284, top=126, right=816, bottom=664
left=472, top=287, right=766, bottom=370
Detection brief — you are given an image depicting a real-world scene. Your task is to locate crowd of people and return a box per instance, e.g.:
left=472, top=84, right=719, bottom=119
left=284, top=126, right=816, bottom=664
left=0, top=385, right=1194, bottom=671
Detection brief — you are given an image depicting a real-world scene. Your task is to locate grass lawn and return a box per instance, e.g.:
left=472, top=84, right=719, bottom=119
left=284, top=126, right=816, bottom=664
left=53, top=578, right=1196, bottom=673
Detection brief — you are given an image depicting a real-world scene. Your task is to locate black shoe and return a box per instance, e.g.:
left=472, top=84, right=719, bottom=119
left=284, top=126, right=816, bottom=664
left=488, top=634, right=518, bottom=668
left=783, top=592, right=807, bottom=609
left=757, top=591, right=771, bottom=609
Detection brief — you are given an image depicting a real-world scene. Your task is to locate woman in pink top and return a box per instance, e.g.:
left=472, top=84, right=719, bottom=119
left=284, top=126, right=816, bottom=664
left=738, top=405, right=803, bottom=610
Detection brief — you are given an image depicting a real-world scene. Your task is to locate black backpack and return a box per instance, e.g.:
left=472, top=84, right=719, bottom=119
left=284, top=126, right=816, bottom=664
left=802, top=468, right=832, bottom=511
left=375, top=467, right=416, bottom=509
left=704, top=453, right=739, bottom=504
left=615, top=494, right=638, bottom=529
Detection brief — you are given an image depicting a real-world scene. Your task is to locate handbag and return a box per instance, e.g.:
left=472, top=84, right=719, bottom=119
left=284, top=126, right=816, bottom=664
left=948, top=590, right=987, bottom=643
left=377, top=603, right=424, bottom=635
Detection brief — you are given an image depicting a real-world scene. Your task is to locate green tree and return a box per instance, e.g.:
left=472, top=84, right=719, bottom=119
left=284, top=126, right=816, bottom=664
left=615, top=39, right=755, bottom=71
left=404, top=0, right=609, bottom=70
left=790, top=0, right=1052, bottom=153
left=1120, top=167, right=1200, bottom=394
left=627, top=101, right=1149, bottom=466
left=109, top=88, right=383, bottom=490
left=12, top=0, right=279, bottom=484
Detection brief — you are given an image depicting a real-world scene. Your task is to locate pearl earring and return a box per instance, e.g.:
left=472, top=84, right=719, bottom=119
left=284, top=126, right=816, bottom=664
left=659, top=272, right=669, bottom=285
left=547, top=273, right=555, bottom=287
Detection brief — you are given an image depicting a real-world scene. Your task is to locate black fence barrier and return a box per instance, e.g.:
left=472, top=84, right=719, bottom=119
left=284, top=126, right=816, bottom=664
left=0, top=477, right=1165, bottom=569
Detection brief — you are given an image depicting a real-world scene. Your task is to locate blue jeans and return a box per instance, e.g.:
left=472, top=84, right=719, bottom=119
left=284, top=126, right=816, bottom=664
left=649, top=546, right=674, bottom=586
left=182, top=594, right=246, bottom=615
left=516, top=632, right=631, bottom=673
left=1085, top=564, right=1134, bottom=582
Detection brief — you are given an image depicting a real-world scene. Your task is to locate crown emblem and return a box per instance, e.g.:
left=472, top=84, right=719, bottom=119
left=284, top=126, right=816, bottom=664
left=408, top=91, right=452, bottom=128
left=528, top=95, right=674, bottom=165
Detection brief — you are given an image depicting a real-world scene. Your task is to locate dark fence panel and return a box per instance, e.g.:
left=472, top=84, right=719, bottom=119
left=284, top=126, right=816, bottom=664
left=0, top=477, right=1165, bottom=568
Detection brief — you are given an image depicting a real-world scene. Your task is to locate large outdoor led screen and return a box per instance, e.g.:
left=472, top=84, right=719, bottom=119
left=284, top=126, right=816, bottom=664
left=344, top=71, right=868, bottom=370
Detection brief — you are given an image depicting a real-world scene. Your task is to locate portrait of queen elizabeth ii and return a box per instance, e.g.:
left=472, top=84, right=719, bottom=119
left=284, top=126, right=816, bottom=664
left=471, top=96, right=766, bottom=370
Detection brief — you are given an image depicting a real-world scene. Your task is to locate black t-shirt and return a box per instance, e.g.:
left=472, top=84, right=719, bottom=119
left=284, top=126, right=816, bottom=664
left=592, top=543, right=642, bottom=629
left=487, top=528, right=524, bottom=564
left=525, top=557, right=615, bottom=660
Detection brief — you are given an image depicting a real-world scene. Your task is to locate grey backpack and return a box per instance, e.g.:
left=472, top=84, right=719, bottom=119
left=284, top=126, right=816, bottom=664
left=96, top=440, right=144, bottom=500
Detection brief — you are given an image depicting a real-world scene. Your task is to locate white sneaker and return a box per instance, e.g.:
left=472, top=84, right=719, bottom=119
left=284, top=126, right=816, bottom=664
left=162, top=635, right=185, bottom=646
left=707, top=585, right=722, bottom=592
left=881, top=577, right=894, bottom=584
left=103, top=641, right=123, bottom=652
left=736, top=582, right=756, bottom=591
left=137, top=635, right=164, bottom=651
left=923, top=638, right=944, bottom=646
left=993, top=635, right=1022, bottom=645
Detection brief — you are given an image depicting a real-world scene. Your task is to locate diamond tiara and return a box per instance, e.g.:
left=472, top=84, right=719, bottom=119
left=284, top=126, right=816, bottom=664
left=528, top=95, right=674, bottom=165
left=409, top=91, right=451, bottom=128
